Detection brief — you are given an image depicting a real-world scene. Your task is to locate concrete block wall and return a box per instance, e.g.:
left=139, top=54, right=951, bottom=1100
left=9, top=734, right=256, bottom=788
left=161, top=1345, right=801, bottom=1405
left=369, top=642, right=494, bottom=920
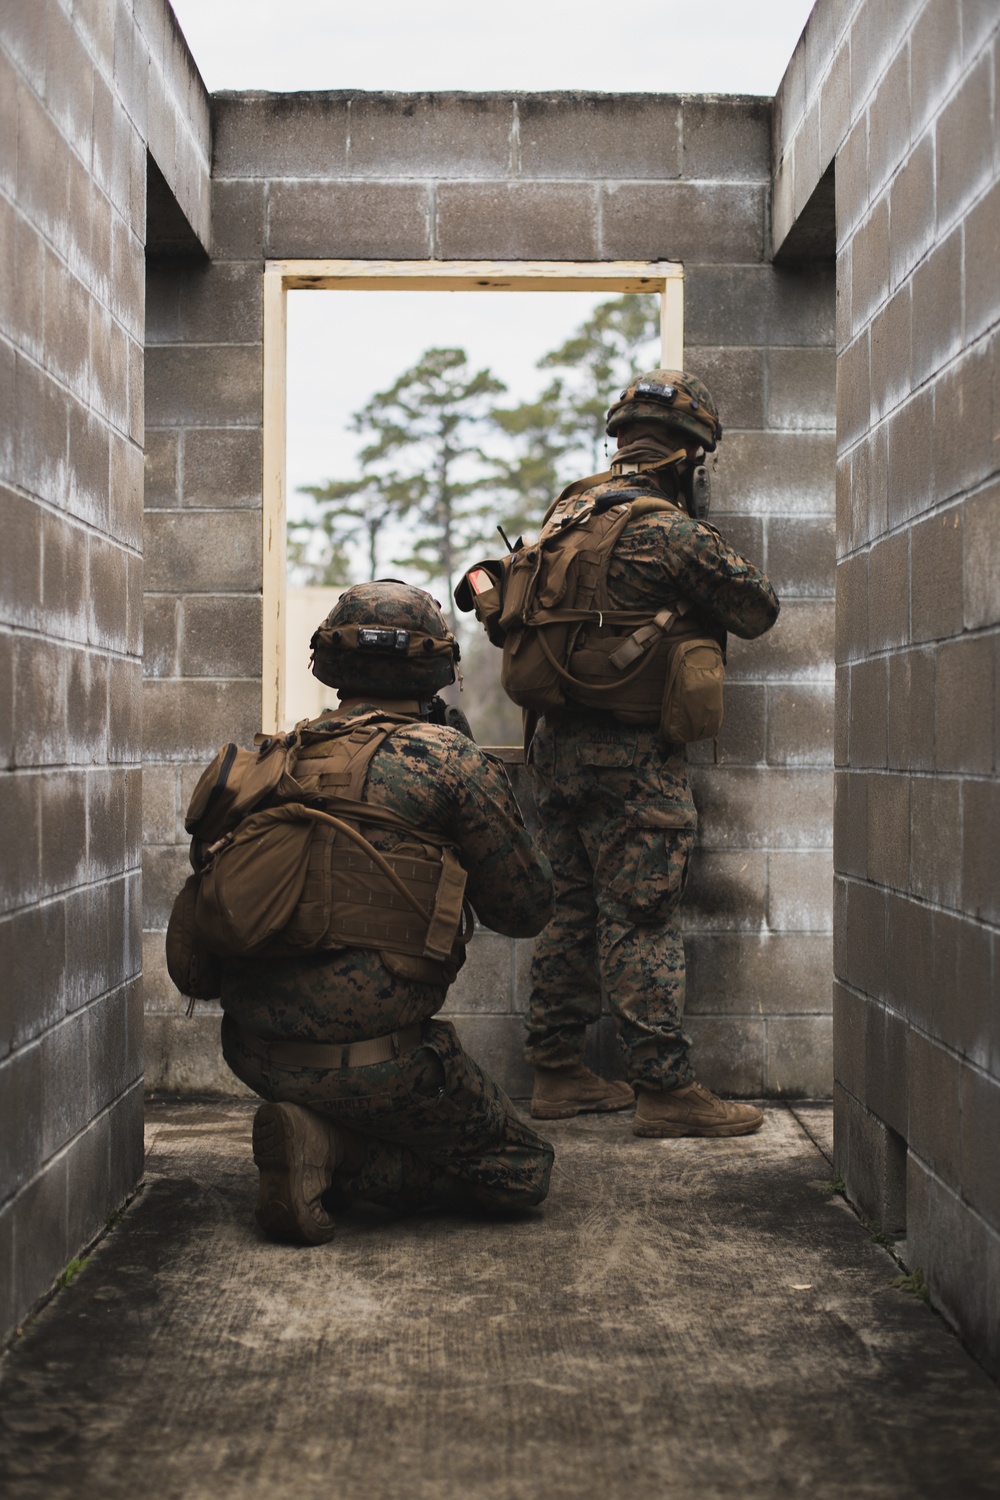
left=775, top=0, right=1000, bottom=1372
left=0, top=0, right=209, bottom=1343
left=141, top=91, right=835, bottom=1102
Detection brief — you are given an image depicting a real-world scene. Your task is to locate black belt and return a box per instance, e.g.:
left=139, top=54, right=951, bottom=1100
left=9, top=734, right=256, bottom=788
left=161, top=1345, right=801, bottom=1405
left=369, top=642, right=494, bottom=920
left=236, top=1020, right=425, bottom=1071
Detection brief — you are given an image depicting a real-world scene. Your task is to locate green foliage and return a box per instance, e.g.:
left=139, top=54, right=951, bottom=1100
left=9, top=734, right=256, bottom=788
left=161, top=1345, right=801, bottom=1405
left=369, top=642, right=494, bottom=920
left=57, top=1258, right=88, bottom=1288
left=817, top=1175, right=846, bottom=1196
left=891, top=1267, right=930, bottom=1302
left=539, top=294, right=661, bottom=471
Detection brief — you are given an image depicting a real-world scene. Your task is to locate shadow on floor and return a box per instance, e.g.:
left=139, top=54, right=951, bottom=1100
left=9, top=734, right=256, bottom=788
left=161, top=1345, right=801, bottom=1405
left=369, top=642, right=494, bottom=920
left=1, top=1100, right=998, bottom=1499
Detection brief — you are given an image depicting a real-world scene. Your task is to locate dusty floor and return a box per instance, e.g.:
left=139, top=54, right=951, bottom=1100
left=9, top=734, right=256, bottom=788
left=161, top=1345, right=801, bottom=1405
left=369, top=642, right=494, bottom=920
left=1, top=1100, right=999, bottom=1499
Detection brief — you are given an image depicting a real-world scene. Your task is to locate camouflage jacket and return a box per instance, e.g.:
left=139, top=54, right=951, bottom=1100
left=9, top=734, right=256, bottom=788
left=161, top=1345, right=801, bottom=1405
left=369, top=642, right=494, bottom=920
left=591, top=473, right=780, bottom=640
left=221, top=702, right=552, bottom=1044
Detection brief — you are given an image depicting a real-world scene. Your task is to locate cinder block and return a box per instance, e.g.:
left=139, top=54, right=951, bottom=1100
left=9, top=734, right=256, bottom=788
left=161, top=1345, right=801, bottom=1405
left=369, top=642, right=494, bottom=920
left=964, top=478, right=1000, bottom=631
left=769, top=849, right=833, bottom=933
left=210, top=179, right=266, bottom=260
left=885, top=890, right=933, bottom=1029
left=934, top=634, right=994, bottom=774
left=682, top=98, right=769, bottom=181
left=819, top=31, right=851, bottom=166
left=767, top=347, right=836, bottom=431
left=143, top=678, right=261, bottom=762
left=38, top=769, right=88, bottom=896
left=0, top=1044, right=44, bottom=1201
left=142, top=1012, right=249, bottom=1095
left=935, top=339, right=995, bottom=505
left=689, top=766, right=832, bottom=851
left=113, top=0, right=150, bottom=137
left=908, top=1028, right=961, bottom=1183
left=910, top=774, right=962, bottom=907
left=107, top=1078, right=144, bottom=1206
left=109, top=431, right=143, bottom=550
left=768, top=683, right=834, bottom=767
left=109, top=210, right=144, bottom=342
left=266, top=181, right=431, bottom=260
left=601, top=183, right=765, bottom=264
left=963, top=779, right=1000, bottom=925
left=835, top=114, right=868, bottom=241
left=436, top=183, right=597, bottom=261
left=1, top=896, right=66, bottom=1054
left=64, top=1109, right=112, bottom=1267
left=868, top=42, right=911, bottom=196
left=212, top=94, right=349, bottom=179
left=173, top=261, right=263, bottom=345
left=41, top=511, right=87, bottom=644
left=850, top=196, right=889, bottom=333
left=144, top=344, right=261, bottom=429
left=143, top=929, right=184, bottom=1013
left=67, top=400, right=111, bottom=529
left=42, top=247, right=90, bottom=397
left=354, top=92, right=514, bottom=178
left=848, top=424, right=889, bottom=554
left=840, top=876, right=887, bottom=1000
left=911, top=226, right=963, bottom=385
left=869, top=282, right=912, bottom=424
left=765, top=1015, right=832, bottom=1097
left=836, top=330, right=870, bottom=450
left=686, top=682, right=766, bottom=767
left=15, top=352, right=70, bottom=505
left=766, top=517, right=834, bottom=599
left=866, top=772, right=910, bottom=891
left=86, top=767, right=126, bottom=878
left=143, top=510, right=262, bottom=593
left=0, top=486, right=43, bottom=631
left=5, top=210, right=45, bottom=365
left=910, top=0, right=962, bottom=138
left=440, top=932, right=514, bottom=1016
left=886, top=384, right=934, bottom=528
left=726, top=601, right=833, bottom=684
left=66, top=648, right=109, bottom=766
left=848, top=657, right=888, bottom=768
left=14, top=636, right=69, bottom=768
left=867, top=530, right=909, bottom=652
left=682, top=347, right=765, bottom=432
left=88, top=987, right=130, bottom=1113
left=16, top=81, right=69, bottom=245
left=182, top=427, right=262, bottom=509
left=930, top=907, right=993, bottom=1066
left=686, top=933, right=832, bottom=1015
left=144, top=429, right=180, bottom=507
left=834, top=768, right=868, bottom=878
left=960, top=1065, right=1000, bottom=1232
left=9, top=1155, right=70, bottom=1331
left=684, top=1016, right=764, bottom=1096
left=888, top=131, right=935, bottom=289
left=835, top=1083, right=907, bottom=1237
left=0, top=633, right=13, bottom=770
left=516, top=94, right=684, bottom=180
left=681, top=267, right=766, bottom=347
left=791, top=96, right=822, bottom=225
left=832, top=981, right=867, bottom=1101
left=712, top=432, right=835, bottom=518
left=683, top=850, right=768, bottom=932
left=907, top=1154, right=996, bottom=1373
left=179, top=595, right=262, bottom=679
left=39, top=1009, right=91, bottom=1160
left=936, top=51, right=993, bottom=229
left=108, top=655, right=142, bottom=765
left=86, top=535, right=129, bottom=651
left=0, top=768, right=40, bottom=914
left=965, top=175, right=1000, bottom=343
left=911, top=506, right=963, bottom=644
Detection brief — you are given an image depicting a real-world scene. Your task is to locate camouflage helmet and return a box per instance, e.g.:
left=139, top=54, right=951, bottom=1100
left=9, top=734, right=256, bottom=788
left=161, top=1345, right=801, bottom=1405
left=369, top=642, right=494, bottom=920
left=606, top=369, right=722, bottom=452
left=310, top=580, right=460, bottom=697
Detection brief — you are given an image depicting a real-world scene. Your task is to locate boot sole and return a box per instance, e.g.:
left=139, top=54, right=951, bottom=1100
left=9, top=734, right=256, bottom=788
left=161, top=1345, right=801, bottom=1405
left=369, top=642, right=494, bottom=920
left=633, top=1115, right=764, bottom=1139
left=531, top=1096, right=634, bottom=1120
left=252, top=1104, right=337, bottom=1246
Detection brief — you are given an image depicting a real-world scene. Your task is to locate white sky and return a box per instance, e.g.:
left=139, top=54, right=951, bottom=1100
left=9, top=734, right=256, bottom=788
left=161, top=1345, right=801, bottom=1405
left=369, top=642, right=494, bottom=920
left=168, top=0, right=816, bottom=558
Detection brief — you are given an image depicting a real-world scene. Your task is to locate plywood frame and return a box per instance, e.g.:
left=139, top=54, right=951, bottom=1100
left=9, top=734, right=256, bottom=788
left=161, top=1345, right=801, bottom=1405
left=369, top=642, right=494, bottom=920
left=261, top=259, right=684, bottom=731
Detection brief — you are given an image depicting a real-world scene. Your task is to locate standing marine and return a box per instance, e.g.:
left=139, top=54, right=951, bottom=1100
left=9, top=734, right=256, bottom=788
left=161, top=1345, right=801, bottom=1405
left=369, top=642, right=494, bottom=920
left=457, top=370, right=779, bottom=1138
left=170, top=581, right=555, bottom=1243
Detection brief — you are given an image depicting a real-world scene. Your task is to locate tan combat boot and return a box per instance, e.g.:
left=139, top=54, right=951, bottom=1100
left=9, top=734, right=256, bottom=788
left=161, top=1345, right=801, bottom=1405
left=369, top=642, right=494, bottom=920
left=252, top=1102, right=347, bottom=1245
left=531, top=1063, right=634, bottom=1120
left=634, top=1080, right=764, bottom=1138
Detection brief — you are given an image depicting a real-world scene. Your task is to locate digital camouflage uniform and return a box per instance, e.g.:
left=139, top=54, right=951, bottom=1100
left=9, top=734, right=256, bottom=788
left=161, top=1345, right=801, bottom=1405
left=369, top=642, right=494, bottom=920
left=222, top=701, right=555, bottom=1213
left=524, top=469, right=780, bottom=1090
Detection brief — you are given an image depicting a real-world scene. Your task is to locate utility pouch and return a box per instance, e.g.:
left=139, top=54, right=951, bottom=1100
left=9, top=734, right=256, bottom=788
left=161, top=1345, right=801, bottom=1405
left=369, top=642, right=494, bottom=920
left=455, top=559, right=508, bottom=646
left=195, top=805, right=315, bottom=956
left=660, top=637, right=725, bottom=744
left=165, top=874, right=224, bottom=1001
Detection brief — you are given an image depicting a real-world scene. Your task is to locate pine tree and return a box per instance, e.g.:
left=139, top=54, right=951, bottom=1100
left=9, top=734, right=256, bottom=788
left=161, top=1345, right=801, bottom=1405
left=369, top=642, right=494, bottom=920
left=489, top=378, right=575, bottom=540
left=292, top=475, right=394, bottom=584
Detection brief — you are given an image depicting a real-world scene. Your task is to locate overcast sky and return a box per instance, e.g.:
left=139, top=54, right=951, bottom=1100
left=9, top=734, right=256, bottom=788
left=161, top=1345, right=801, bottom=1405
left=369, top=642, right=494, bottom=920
left=167, top=0, right=816, bottom=539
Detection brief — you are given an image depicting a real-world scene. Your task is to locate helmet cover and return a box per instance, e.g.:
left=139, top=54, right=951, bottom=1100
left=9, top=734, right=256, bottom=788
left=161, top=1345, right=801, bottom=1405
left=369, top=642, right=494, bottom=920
left=310, top=580, right=459, bottom=696
left=606, top=369, right=722, bottom=451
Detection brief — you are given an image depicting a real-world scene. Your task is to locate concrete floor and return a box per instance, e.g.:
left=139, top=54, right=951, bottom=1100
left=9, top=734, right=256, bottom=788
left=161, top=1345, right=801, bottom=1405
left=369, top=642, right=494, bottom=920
left=1, top=1100, right=999, bottom=1499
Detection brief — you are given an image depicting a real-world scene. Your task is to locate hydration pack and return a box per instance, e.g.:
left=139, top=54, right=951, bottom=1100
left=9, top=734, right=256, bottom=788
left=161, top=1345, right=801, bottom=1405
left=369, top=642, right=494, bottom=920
left=165, top=710, right=472, bottom=1002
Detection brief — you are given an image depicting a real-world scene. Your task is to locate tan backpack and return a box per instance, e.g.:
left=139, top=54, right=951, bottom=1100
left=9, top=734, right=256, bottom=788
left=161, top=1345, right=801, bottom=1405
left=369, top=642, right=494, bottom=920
left=165, top=712, right=472, bottom=1003
left=460, top=481, right=726, bottom=745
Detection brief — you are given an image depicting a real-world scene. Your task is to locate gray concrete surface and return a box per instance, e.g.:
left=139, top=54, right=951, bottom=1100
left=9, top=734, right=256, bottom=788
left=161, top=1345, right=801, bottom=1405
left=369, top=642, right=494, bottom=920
left=1, top=1099, right=999, bottom=1499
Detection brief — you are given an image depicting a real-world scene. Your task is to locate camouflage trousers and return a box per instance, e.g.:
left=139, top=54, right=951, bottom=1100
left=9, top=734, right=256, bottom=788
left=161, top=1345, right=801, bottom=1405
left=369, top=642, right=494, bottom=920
left=222, top=1014, right=553, bottom=1214
left=525, top=715, right=696, bottom=1091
